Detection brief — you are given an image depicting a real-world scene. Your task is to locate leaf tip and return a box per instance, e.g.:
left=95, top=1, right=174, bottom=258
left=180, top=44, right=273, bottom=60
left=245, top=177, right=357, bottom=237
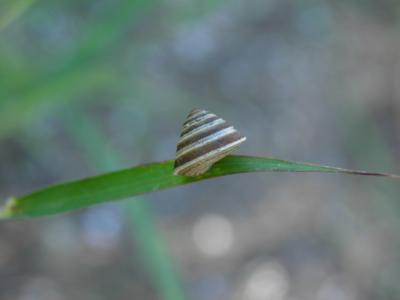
left=0, top=197, right=18, bottom=219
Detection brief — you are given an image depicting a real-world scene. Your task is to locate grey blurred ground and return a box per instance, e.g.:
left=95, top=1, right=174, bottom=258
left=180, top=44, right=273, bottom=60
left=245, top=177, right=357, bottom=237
left=1, top=0, right=400, bottom=299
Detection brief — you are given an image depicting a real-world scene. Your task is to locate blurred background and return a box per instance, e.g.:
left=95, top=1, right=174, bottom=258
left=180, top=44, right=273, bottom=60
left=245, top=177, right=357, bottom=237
left=1, top=0, right=400, bottom=299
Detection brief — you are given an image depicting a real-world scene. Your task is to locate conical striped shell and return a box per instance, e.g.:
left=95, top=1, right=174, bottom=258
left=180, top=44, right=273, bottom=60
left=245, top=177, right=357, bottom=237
left=173, top=109, right=246, bottom=176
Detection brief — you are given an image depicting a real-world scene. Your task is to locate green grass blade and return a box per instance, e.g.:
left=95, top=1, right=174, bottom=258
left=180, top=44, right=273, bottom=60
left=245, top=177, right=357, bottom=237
left=1, top=155, right=399, bottom=218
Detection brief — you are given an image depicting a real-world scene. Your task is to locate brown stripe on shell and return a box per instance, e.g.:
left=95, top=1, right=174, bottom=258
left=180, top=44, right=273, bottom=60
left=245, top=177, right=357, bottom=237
left=181, top=115, right=219, bottom=136
left=176, top=127, right=238, bottom=157
left=180, top=118, right=225, bottom=141
left=174, top=109, right=246, bottom=176
left=174, top=137, right=246, bottom=176
left=183, top=109, right=208, bottom=125
left=174, top=131, right=245, bottom=168
left=182, top=111, right=216, bottom=128
left=177, top=122, right=232, bottom=151
left=187, top=108, right=205, bottom=118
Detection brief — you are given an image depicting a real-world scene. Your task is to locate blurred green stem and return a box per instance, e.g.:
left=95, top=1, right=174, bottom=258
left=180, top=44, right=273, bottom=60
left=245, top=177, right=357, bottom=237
left=0, top=0, right=34, bottom=30
left=0, top=0, right=156, bottom=138
left=63, top=107, right=185, bottom=300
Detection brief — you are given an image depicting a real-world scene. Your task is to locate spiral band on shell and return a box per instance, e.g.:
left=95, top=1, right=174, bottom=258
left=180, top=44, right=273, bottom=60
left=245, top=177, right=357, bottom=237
left=174, top=109, right=246, bottom=176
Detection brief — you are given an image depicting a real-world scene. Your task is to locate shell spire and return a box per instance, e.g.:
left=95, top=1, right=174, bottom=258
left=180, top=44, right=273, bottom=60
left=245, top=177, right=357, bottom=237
left=173, top=109, right=246, bottom=176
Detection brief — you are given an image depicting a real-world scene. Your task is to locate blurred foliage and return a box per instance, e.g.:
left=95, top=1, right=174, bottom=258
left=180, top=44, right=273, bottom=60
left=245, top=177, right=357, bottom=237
left=0, top=0, right=155, bottom=138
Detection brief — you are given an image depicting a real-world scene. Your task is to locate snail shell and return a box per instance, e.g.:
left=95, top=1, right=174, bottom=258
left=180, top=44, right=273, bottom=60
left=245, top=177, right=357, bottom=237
left=173, top=109, right=246, bottom=176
